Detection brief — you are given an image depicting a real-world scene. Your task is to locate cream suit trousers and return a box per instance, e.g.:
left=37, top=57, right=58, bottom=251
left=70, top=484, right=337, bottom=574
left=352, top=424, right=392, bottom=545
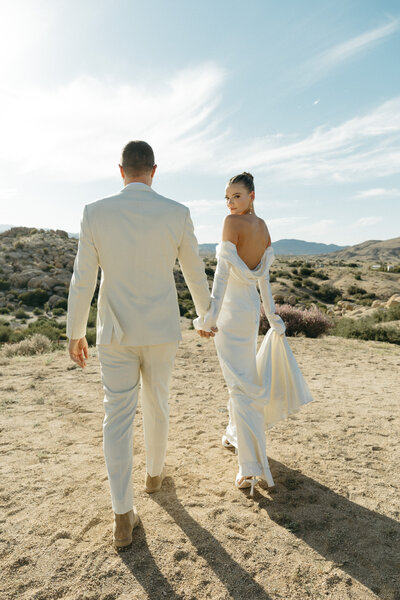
left=97, top=339, right=178, bottom=515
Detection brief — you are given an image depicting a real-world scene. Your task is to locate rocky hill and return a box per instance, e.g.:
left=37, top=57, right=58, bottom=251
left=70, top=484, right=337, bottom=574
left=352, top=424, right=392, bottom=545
left=0, top=227, right=77, bottom=312
left=326, top=237, right=400, bottom=263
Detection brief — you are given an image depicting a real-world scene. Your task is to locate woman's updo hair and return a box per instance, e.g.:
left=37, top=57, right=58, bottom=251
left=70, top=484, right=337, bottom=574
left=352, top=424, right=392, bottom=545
left=227, top=172, right=254, bottom=193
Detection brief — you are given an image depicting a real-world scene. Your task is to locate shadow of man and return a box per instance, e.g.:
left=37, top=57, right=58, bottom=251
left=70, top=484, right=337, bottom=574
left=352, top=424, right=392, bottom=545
left=256, top=458, right=400, bottom=599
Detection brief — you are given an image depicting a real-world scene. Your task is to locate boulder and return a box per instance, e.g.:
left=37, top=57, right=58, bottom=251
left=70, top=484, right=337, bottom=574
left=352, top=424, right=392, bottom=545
left=386, top=294, right=400, bottom=308
left=286, top=295, right=297, bottom=306
left=273, top=294, right=284, bottom=304
left=9, top=270, right=42, bottom=288
left=27, top=276, right=59, bottom=290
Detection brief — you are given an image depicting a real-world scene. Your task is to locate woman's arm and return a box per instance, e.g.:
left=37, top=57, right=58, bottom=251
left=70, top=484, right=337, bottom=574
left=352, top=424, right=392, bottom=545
left=193, top=217, right=236, bottom=332
left=258, top=274, right=286, bottom=335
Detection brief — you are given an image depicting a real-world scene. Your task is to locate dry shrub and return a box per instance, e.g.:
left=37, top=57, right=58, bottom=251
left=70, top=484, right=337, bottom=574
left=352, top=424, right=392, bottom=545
left=260, top=304, right=332, bottom=338
left=2, top=334, right=51, bottom=357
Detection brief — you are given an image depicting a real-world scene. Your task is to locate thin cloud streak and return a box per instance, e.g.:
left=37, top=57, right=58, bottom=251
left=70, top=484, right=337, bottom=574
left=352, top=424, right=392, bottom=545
left=223, top=97, right=400, bottom=182
left=355, top=188, right=400, bottom=198
left=356, top=216, right=384, bottom=226
left=303, top=19, right=400, bottom=84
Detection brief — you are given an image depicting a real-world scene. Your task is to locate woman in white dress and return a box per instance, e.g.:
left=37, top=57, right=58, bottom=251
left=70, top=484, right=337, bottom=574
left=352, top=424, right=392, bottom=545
left=194, top=172, right=313, bottom=496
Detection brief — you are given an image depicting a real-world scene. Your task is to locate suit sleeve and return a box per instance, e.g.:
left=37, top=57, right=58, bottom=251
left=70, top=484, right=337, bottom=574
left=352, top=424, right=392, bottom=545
left=66, top=205, right=99, bottom=339
left=193, top=255, right=230, bottom=332
left=177, top=208, right=211, bottom=321
left=258, top=274, right=286, bottom=335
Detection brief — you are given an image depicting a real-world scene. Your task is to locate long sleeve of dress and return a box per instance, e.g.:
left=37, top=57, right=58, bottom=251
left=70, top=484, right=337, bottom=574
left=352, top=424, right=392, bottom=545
left=258, top=274, right=286, bottom=335
left=193, top=256, right=230, bottom=331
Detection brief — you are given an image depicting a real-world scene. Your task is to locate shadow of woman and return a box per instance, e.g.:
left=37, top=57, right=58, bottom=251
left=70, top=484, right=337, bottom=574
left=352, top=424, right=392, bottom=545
left=256, top=458, right=400, bottom=599
left=150, top=478, right=272, bottom=600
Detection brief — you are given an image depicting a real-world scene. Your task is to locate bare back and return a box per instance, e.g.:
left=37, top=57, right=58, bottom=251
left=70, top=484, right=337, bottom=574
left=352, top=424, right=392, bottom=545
left=222, top=214, right=271, bottom=270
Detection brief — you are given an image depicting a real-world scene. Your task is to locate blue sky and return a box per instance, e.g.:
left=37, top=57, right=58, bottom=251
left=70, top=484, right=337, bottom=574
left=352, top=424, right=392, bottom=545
left=0, top=0, right=399, bottom=245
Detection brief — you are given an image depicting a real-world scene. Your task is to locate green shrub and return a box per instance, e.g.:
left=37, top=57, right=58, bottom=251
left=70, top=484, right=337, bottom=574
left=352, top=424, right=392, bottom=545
left=15, top=308, right=28, bottom=319
left=332, top=317, right=400, bottom=345
left=0, top=279, right=10, bottom=291
left=347, top=285, right=367, bottom=296
left=52, top=307, right=65, bottom=316
left=33, top=307, right=43, bottom=315
left=0, top=325, right=11, bottom=342
left=205, top=267, right=214, bottom=277
left=0, top=307, right=10, bottom=314
left=293, top=280, right=302, bottom=288
left=269, top=273, right=277, bottom=283
left=54, top=298, right=68, bottom=310
left=87, top=305, right=97, bottom=327
left=354, top=273, right=362, bottom=281
left=313, top=271, right=329, bottom=280
left=300, top=267, right=314, bottom=276
left=86, top=328, right=96, bottom=346
left=18, top=289, right=50, bottom=307
left=371, top=305, right=400, bottom=323
left=314, top=285, right=342, bottom=304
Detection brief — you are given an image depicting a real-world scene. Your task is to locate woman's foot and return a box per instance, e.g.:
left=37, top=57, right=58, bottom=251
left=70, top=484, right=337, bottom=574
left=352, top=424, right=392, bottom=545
left=221, top=435, right=235, bottom=449
left=235, top=474, right=258, bottom=497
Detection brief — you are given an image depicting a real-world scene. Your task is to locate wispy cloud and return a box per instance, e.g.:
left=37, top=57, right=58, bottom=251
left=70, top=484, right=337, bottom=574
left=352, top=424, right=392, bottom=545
left=0, top=64, right=226, bottom=182
left=303, top=19, right=400, bottom=84
left=354, top=188, right=400, bottom=198
left=1, top=63, right=400, bottom=188
left=356, top=216, right=384, bottom=227
left=223, top=97, right=400, bottom=182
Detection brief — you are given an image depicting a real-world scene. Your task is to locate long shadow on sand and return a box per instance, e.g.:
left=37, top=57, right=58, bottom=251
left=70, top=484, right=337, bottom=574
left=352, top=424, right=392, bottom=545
left=151, top=479, right=272, bottom=600
left=255, top=458, right=400, bottom=599
left=118, top=521, right=185, bottom=600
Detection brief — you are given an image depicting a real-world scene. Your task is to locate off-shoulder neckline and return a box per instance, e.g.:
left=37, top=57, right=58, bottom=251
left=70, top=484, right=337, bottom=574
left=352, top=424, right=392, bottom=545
left=219, top=240, right=273, bottom=272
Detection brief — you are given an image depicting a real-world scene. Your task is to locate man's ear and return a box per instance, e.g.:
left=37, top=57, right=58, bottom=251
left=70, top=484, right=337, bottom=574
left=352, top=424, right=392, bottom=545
left=151, top=164, right=157, bottom=178
left=119, top=164, right=125, bottom=179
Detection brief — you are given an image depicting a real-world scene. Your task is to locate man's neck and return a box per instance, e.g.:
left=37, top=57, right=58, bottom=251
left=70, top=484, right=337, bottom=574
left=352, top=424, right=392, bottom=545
left=124, top=176, right=152, bottom=187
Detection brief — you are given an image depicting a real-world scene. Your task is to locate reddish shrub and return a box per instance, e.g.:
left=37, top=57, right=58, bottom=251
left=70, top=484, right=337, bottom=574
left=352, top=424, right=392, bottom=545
left=259, top=304, right=332, bottom=338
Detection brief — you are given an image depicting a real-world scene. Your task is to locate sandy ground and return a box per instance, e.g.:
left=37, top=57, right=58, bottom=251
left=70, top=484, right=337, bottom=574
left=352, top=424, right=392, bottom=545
left=1, top=331, right=399, bottom=600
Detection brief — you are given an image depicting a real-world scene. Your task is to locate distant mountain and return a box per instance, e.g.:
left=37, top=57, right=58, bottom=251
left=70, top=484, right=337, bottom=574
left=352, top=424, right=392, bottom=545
left=272, top=239, right=346, bottom=256
left=199, top=239, right=346, bottom=257
left=326, top=237, right=400, bottom=262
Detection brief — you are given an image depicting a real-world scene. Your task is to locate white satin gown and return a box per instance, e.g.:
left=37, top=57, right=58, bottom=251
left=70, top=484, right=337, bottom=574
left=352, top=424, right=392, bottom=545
left=193, top=241, right=313, bottom=486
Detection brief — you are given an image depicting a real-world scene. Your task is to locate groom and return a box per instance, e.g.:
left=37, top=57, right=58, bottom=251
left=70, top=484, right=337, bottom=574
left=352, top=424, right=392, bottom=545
left=67, top=141, right=213, bottom=548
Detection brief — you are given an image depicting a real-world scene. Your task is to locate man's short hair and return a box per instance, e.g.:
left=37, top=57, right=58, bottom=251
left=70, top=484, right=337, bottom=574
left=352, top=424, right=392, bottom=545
left=121, top=141, right=155, bottom=176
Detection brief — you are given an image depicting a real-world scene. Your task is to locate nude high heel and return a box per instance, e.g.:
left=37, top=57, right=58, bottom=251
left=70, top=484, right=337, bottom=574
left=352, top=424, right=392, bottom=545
left=235, top=474, right=258, bottom=497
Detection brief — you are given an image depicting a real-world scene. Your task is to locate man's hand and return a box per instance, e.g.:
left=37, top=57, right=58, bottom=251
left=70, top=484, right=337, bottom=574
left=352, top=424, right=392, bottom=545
left=196, top=327, right=218, bottom=339
left=68, top=337, right=89, bottom=368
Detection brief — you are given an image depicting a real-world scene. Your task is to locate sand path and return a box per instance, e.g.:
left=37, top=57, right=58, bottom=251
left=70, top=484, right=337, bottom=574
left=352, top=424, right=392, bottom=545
left=1, top=332, right=399, bottom=599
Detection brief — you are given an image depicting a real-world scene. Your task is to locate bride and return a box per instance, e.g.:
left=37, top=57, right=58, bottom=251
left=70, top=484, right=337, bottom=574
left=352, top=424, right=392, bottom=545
left=194, top=172, right=313, bottom=496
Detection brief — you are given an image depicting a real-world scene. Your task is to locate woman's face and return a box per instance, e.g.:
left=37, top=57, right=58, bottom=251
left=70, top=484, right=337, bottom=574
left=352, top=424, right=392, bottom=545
left=225, top=183, right=254, bottom=215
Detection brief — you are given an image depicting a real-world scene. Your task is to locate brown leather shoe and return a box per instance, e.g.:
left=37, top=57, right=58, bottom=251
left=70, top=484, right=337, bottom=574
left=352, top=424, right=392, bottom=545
left=113, top=507, right=140, bottom=549
left=144, top=467, right=166, bottom=493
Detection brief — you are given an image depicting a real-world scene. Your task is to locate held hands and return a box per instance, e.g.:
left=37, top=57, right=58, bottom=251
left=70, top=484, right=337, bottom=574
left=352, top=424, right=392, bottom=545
left=68, top=337, right=89, bottom=368
left=196, top=327, right=218, bottom=339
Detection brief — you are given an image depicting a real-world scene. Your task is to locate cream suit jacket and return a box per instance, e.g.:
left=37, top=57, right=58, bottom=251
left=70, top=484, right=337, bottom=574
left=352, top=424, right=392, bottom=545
left=66, top=183, right=211, bottom=346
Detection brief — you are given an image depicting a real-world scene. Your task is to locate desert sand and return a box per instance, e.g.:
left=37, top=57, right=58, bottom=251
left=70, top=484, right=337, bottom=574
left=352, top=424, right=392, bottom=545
left=1, top=330, right=399, bottom=600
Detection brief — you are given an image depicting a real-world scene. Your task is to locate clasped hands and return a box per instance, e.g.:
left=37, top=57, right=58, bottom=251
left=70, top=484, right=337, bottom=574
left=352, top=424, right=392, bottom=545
left=196, top=327, right=218, bottom=339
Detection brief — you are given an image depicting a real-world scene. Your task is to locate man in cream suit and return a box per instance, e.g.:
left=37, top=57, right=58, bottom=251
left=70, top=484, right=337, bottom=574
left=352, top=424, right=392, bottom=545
left=67, top=141, right=212, bottom=548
